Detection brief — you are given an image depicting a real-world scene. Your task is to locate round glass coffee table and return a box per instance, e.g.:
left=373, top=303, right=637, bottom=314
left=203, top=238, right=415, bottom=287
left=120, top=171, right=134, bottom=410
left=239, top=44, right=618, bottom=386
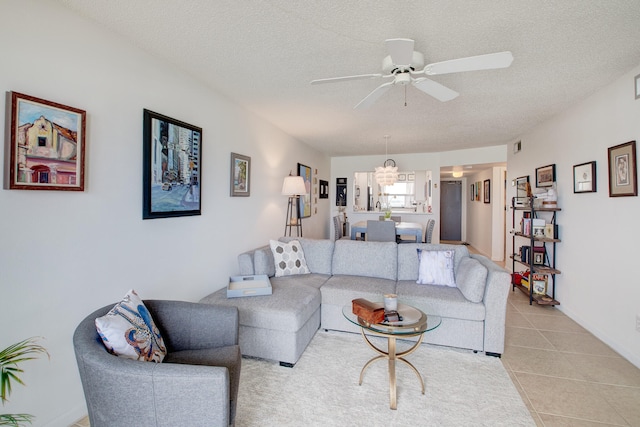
left=342, top=302, right=441, bottom=410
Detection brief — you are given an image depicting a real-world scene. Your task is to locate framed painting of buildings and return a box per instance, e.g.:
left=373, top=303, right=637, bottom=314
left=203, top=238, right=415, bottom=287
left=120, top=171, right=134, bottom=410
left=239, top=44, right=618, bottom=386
left=142, top=109, right=202, bottom=219
left=6, top=91, right=86, bottom=191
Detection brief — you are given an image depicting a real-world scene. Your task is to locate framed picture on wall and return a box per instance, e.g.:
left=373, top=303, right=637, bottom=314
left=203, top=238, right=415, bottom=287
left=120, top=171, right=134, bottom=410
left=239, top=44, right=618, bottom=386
left=143, top=109, right=202, bottom=219
left=573, top=161, right=596, bottom=193
left=6, top=91, right=86, bottom=191
left=470, top=184, right=475, bottom=201
left=319, top=179, right=328, bottom=199
left=483, top=179, right=490, bottom=203
left=607, top=141, right=637, bottom=197
left=297, top=163, right=312, bottom=218
left=230, top=152, right=250, bottom=197
left=535, top=164, right=556, bottom=187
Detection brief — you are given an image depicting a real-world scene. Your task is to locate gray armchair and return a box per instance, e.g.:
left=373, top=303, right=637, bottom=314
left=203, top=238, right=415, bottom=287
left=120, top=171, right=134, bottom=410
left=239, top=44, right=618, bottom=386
left=74, top=300, right=241, bottom=427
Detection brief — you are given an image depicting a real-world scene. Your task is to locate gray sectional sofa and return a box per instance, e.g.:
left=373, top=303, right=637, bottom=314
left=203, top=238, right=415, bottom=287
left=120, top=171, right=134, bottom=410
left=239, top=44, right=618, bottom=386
left=200, top=237, right=511, bottom=366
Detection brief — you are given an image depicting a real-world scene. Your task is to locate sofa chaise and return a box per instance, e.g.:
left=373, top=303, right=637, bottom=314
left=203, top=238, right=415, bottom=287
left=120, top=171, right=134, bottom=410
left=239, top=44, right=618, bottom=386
left=200, top=237, right=511, bottom=366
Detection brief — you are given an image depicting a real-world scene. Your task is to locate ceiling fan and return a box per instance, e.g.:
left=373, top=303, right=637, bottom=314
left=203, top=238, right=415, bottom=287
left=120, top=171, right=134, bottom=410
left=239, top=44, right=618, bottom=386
left=310, top=38, right=513, bottom=109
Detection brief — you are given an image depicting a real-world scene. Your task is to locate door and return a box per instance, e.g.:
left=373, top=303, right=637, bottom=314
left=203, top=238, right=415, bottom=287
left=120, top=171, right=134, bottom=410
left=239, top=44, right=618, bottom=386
left=440, top=180, right=462, bottom=241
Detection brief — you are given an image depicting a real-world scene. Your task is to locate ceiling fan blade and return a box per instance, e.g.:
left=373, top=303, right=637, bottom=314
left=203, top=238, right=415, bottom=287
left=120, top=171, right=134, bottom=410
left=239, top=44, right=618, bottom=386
left=354, top=81, right=394, bottom=109
left=412, top=78, right=459, bottom=102
left=424, top=51, right=514, bottom=75
left=310, top=74, right=383, bottom=85
left=385, top=38, right=415, bottom=68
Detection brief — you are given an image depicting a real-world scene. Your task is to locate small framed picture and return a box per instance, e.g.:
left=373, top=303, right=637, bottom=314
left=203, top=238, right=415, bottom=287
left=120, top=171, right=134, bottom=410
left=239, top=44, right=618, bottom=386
left=535, top=164, right=556, bottom=188
left=532, top=273, right=548, bottom=295
left=483, top=179, right=490, bottom=203
left=230, top=152, right=251, bottom=197
left=408, top=173, right=415, bottom=181
left=533, top=251, right=545, bottom=265
left=573, top=161, right=596, bottom=193
left=607, top=141, right=637, bottom=197
left=319, top=179, right=328, bottom=199
left=532, top=226, right=545, bottom=238
left=470, top=184, right=475, bottom=201
left=398, top=173, right=407, bottom=181
left=544, top=224, right=555, bottom=239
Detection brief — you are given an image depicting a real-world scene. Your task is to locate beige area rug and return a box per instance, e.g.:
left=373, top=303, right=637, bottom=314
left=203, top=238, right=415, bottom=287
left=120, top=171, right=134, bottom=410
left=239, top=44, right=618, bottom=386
left=235, top=331, right=535, bottom=426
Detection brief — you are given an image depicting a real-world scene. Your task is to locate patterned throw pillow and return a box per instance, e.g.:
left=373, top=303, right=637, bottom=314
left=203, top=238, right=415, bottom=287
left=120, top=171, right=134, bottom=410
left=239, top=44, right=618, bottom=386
left=416, top=249, right=456, bottom=287
left=269, top=239, right=311, bottom=277
left=95, top=290, right=167, bottom=362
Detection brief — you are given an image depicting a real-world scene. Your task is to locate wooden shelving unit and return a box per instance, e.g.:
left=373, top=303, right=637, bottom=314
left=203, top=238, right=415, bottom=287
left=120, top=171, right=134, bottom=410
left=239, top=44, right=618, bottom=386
left=511, top=197, right=561, bottom=306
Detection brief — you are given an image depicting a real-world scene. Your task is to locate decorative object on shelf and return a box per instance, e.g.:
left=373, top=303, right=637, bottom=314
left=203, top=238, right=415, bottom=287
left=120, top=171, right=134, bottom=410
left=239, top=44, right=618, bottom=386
left=6, top=91, right=86, bottom=191
left=297, top=163, right=312, bottom=218
left=483, top=179, right=491, bottom=203
left=573, top=161, right=596, bottom=193
left=514, top=175, right=530, bottom=206
left=535, top=164, right=556, bottom=187
left=143, top=110, right=202, bottom=219
left=532, top=273, right=548, bottom=295
left=282, top=171, right=307, bottom=236
left=607, top=140, right=637, bottom=197
left=230, top=152, right=250, bottom=197
left=375, top=135, right=398, bottom=186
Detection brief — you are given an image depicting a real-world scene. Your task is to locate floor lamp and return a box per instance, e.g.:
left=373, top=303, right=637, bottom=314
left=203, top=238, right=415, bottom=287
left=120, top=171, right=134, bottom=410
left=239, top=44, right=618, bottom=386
left=282, top=172, right=307, bottom=237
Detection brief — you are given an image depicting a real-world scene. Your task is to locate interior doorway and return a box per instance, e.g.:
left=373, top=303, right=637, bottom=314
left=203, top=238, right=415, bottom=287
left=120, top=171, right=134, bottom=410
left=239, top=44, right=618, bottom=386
left=440, top=180, right=462, bottom=241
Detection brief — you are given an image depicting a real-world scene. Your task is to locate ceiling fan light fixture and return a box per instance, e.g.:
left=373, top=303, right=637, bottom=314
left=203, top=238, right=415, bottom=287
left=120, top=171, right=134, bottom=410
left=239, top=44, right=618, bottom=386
left=452, top=171, right=463, bottom=178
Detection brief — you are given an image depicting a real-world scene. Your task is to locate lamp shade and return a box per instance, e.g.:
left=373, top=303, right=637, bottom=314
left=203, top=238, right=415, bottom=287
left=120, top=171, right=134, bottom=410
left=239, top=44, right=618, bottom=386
left=282, top=175, right=307, bottom=196
left=374, top=165, right=398, bottom=186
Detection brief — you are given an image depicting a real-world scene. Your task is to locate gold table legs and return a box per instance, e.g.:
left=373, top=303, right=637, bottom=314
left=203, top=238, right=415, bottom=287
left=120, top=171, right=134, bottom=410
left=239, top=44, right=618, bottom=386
left=358, top=328, right=425, bottom=410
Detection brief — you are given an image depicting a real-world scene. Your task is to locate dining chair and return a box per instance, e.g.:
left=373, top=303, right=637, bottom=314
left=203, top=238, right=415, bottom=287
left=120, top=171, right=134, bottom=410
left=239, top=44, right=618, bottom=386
left=366, top=220, right=396, bottom=242
left=424, top=219, right=436, bottom=243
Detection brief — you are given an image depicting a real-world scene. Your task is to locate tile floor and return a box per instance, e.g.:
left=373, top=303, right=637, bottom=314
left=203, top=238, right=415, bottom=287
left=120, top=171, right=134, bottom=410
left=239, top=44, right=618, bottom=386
left=504, top=289, right=640, bottom=426
left=71, top=245, right=640, bottom=427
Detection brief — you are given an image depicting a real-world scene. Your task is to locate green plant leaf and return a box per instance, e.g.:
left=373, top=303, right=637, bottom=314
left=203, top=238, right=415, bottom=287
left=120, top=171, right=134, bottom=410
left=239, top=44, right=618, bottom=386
left=0, top=412, right=34, bottom=426
left=0, top=337, right=48, bottom=404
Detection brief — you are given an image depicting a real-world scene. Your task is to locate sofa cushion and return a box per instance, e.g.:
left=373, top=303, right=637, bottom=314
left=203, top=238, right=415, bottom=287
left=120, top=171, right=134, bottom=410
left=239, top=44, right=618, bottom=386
left=279, top=237, right=334, bottom=275
left=95, top=289, right=167, bottom=362
left=397, top=243, right=470, bottom=281
left=254, top=246, right=276, bottom=277
left=396, top=280, right=486, bottom=321
left=456, top=257, right=488, bottom=303
left=416, top=249, right=455, bottom=286
left=270, top=240, right=310, bottom=277
left=321, top=275, right=397, bottom=306
left=200, top=279, right=323, bottom=333
left=332, top=240, right=397, bottom=280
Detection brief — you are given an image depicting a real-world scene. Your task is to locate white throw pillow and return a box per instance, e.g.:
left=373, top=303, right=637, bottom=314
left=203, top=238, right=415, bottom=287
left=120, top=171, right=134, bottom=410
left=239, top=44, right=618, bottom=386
left=270, top=239, right=310, bottom=277
left=95, top=290, right=167, bottom=362
left=416, top=249, right=456, bottom=287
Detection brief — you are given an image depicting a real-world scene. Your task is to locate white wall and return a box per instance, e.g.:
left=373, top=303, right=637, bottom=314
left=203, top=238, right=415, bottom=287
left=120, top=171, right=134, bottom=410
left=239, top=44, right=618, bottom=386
left=507, top=65, right=640, bottom=368
left=0, top=1, right=329, bottom=425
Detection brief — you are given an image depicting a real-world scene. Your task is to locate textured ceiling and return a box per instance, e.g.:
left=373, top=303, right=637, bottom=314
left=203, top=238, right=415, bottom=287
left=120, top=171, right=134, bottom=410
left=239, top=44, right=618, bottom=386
left=57, top=0, right=640, bottom=157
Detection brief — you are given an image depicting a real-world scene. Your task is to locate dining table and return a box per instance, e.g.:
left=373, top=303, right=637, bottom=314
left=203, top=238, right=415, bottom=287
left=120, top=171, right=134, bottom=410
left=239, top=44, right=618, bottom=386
left=350, top=220, right=424, bottom=242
